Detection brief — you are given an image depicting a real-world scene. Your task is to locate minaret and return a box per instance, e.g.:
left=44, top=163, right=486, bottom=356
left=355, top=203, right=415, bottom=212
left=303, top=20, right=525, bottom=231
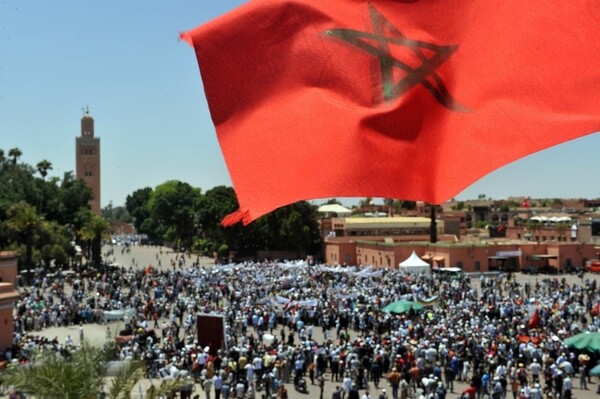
left=75, top=107, right=101, bottom=214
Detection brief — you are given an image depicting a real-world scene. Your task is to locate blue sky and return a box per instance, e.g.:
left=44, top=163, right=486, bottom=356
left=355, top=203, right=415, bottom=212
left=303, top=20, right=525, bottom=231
left=1, top=0, right=599, bottom=208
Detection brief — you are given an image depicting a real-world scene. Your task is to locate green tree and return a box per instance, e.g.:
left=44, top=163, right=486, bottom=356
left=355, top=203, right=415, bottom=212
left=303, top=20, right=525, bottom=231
left=513, top=215, right=523, bottom=226
left=36, top=159, right=52, bottom=179
left=7, top=201, right=42, bottom=271
left=147, top=181, right=201, bottom=248
left=474, top=220, right=488, bottom=228
left=324, top=198, right=342, bottom=205
left=195, top=185, right=265, bottom=257
left=507, top=200, right=521, bottom=209
left=8, top=147, right=22, bottom=165
left=45, top=171, right=93, bottom=228
left=456, top=201, right=465, bottom=210
left=0, top=159, right=40, bottom=208
left=38, top=220, right=74, bottom=269
left=261, top=201, right=321, bottom=255
left=383, top=198, right=399, bottom=214
left=383, top=198, right=417, bottom=214
left=217, top=243, right=230, bottom=260
left=79, top=213, right=110, bottom=268
left=195, top=186, right=321, bottom=258
left=359, top=197, right=373, bottom=207
left=102, top=201, right=132, bottom=223
left=0, top=156, right=92, bottom=269
left=2, top=343, right=184, bottom=399
left=196, top=186, right=239, bottom=251
left=125, top=187, right=153, bottom=233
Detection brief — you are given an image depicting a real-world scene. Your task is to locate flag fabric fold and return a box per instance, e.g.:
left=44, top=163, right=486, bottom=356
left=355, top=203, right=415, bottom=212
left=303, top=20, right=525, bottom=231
left=183, top=0, right=600, bottom=225
left=417, top=296, right=439, bottom=307
left=528, top=308, right=540, bottom=330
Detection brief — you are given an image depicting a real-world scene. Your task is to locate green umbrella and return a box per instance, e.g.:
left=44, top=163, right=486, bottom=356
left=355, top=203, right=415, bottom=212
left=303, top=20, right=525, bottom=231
left=382, top=300, right=424, bottom=314
left=564, top=332, right=600, bottom=352
left=589, top=364, right=600, bottom=376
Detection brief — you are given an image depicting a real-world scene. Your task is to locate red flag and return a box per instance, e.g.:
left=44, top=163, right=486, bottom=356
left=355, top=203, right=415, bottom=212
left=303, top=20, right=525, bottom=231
left=182, top=0, right=600, bottom=225
left=528, top=309, right=540, bottom=329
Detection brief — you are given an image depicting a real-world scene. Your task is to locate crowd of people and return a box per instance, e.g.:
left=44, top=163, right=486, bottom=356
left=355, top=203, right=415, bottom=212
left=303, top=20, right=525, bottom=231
left=2, top=247, right=600, bottom=399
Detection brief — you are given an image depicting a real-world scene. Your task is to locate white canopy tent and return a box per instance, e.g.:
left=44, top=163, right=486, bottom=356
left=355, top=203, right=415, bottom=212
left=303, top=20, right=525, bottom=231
left=317, top=204, right=353, bottom=215
left=530, top=215, right=571, bottom=223
left=399, top=251, right=431, bottom=274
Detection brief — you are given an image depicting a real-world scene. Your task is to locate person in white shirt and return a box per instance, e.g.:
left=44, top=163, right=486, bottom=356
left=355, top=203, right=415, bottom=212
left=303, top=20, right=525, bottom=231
left=529, top=383, right=542, bottom=399
left=213, top=373, right=223, bottom=399
left=495, top=364, right=507, bottom=379
left=203, top=377, right=213, bottom=399
left=253, top=355, right=263, bottom=379
left=235, top=381, right=245, bottom=399
left=563, top=375, right=573, bottom=399
left=343, top=374, right=352, bottom=399
left=294, top=357, right=304, bottom=382
left=529, top=360, right=541, bottom=383
left=245, top=363, right=255, bottom=383
left=197, top=351, right=208, bottom=371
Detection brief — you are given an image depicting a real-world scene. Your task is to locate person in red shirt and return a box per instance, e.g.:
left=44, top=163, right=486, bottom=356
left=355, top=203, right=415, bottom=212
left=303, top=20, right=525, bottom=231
left=461, top=384, right=477, bottom=399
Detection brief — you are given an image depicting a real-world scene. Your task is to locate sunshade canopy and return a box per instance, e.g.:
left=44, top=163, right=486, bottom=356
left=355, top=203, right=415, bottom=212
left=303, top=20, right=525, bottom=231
left=382, top=300, right=424, bottom=314
left=564, top=332, right=600, bottom=352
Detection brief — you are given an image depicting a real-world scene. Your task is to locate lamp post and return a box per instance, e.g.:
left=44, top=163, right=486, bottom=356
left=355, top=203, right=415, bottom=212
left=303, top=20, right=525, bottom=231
left=430, top=204, right=438, bottom=243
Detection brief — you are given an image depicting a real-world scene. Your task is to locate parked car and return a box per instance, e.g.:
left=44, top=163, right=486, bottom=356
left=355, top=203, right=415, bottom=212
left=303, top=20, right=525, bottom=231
left=586, top=260, right=600, bottom=273
left=563, top=265, right=585, bottom=274
left=521, top=266, right=539, bottom=275
left=538, top=265, right=559, bottom=274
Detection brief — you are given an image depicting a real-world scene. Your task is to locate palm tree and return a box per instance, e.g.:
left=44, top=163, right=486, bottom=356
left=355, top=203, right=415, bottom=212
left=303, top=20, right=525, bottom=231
left=37, top=159, right=53, bottom=179
left=79, top=214, right=111, bottom=269
left=2, top=343, right=185, bottom=399
left=37, top=159, right=53, bottom=213
left=7, top=201, right=41, bottom=271
left=359, top=197, right=373, bottom=207
left=8, top=147, right=22, bottom=165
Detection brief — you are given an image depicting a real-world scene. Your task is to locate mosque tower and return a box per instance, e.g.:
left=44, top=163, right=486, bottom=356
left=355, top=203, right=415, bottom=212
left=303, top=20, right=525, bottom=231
left=75, top=107, right=101, bottom=214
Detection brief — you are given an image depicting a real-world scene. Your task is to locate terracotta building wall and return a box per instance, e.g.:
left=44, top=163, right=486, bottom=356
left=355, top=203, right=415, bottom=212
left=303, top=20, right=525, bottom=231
left=0, top=251, right=18, bottom=287
left=325, top=237, right=598, bottom=273
left=0, top=282, right=18, bottom=349
left=0, top=253, right=19, bottom=349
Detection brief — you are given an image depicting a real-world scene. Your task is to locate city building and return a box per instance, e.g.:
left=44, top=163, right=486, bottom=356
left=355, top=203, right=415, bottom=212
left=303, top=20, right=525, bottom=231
left=325, top=236, right=596, bottom=273
left=75, top=108, right=101, bottom=214
left=0, top=252, right=19, bottom=349
left=0, top=251, right=18, bottom=287
left=321, top=199, right=600, bottom=272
